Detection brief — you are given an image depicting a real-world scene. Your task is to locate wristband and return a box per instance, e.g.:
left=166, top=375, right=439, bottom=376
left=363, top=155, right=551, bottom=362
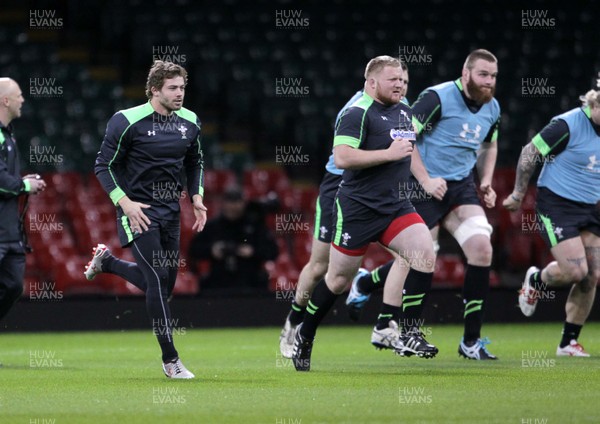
left=511, top=194, right=522, bottom=202
left=22, top=179, right=31, bottom=193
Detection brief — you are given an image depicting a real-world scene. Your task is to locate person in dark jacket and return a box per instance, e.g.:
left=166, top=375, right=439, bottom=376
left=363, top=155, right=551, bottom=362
left=0, top=77, right=46, bottom=322
left=189, top=187, right=279, bottom=292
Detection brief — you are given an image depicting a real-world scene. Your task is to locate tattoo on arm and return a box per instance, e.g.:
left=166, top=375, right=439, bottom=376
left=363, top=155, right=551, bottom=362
left=566, top=257, right=586, bottom=268
left=514, top=143, right=541, bottom=195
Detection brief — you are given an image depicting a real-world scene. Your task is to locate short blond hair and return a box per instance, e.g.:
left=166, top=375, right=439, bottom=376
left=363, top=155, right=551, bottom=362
left=463, top=49, right=497, bottom=70
left=364, top=56, right=401, bottom=79
left=580, top=89, right=600, bottom=108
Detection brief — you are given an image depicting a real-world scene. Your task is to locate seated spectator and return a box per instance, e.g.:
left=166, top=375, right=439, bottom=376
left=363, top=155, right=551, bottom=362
left=188, top=187, right=278, bottom=293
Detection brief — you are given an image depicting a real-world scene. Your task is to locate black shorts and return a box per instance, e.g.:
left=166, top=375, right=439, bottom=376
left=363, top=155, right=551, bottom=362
left=116, top=206, right=179, bottom=247
left=408, top=173, right=481, bottom=229
left=313, top=172, right=342, bottom=243
left=331, top=193, right=423, bottom=255
left=536, top=187, right=600, bottom=248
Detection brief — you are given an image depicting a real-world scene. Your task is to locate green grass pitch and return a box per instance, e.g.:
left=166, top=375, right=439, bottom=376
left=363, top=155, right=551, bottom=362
left=1, top=323, right=599, bottom=423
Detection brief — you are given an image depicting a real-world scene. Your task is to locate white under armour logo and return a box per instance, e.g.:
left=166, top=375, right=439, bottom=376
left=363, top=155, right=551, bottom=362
left=587, top=155, right=600, bottom=170
left=147, top=130, right=155, bottom=136
left=459, top=123, right=482, bottom=142
left=381, top=116, right=388, bottom=121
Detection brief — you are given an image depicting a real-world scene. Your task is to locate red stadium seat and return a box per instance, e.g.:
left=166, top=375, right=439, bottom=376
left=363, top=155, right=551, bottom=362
left=433, top=254, right=465, bottom=288
left=172, top=271, right=199, bottom=295
left=243, top=168, right=290, bottom=198
left=203, top=169, right=238, bottom=193
left=492, top=168, right=516, bottom=200
left=292, top=231, right=313, bottom=269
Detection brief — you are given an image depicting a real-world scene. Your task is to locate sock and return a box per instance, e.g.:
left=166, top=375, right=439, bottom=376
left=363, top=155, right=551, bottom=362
left=529, top=271, right=545, bottom=291
left=376, top=303, right=400, bottom=330
left=560, top=322, right=582, bottom=348
left=462, top=264, right=490, bottom=343
left=401, top=269, right=433, bottom=332
left=160, top=341, right=178, bottom=363
left=299, top=280, right=339, bottom=340
left=289, top=300, right=306, bottom=326
left=358, top=261, right=392, bottom=294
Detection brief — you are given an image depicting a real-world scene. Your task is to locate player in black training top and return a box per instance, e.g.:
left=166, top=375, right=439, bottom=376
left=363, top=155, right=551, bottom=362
left=292, top=56, right=438, bottom=372
left=0, top=77, right=47, bottom=327
left=85, top=61, right=206, bottom=379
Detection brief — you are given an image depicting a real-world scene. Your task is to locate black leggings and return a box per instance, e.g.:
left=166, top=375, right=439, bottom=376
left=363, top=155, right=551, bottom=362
left=0, top=242, right=25, bottom=322
left=105, top=219, right=180, bottom=362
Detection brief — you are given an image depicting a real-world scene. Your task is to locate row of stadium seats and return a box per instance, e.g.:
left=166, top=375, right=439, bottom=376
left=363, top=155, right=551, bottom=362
left=5, top=0, right=597, bottom=180
left=23, top=167, right=546, bottom=298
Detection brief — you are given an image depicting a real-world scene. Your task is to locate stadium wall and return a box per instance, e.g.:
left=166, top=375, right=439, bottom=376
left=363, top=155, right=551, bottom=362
left=3, top=288, right=597, bottom=332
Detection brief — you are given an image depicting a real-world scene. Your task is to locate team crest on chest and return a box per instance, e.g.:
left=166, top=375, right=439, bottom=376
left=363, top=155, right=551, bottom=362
left=178, top=124, right=188, bottom=139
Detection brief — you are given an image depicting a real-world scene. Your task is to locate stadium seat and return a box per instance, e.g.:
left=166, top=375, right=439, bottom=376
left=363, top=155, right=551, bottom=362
left=172, top=271, right=199, bottom=295
left=203, top=169, right=238, bottom=193
left=243, top=168, right=291, bottom=198
left=433, top=254, right=465, bottom=288
left=292, top=231, right=313, bottom=270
